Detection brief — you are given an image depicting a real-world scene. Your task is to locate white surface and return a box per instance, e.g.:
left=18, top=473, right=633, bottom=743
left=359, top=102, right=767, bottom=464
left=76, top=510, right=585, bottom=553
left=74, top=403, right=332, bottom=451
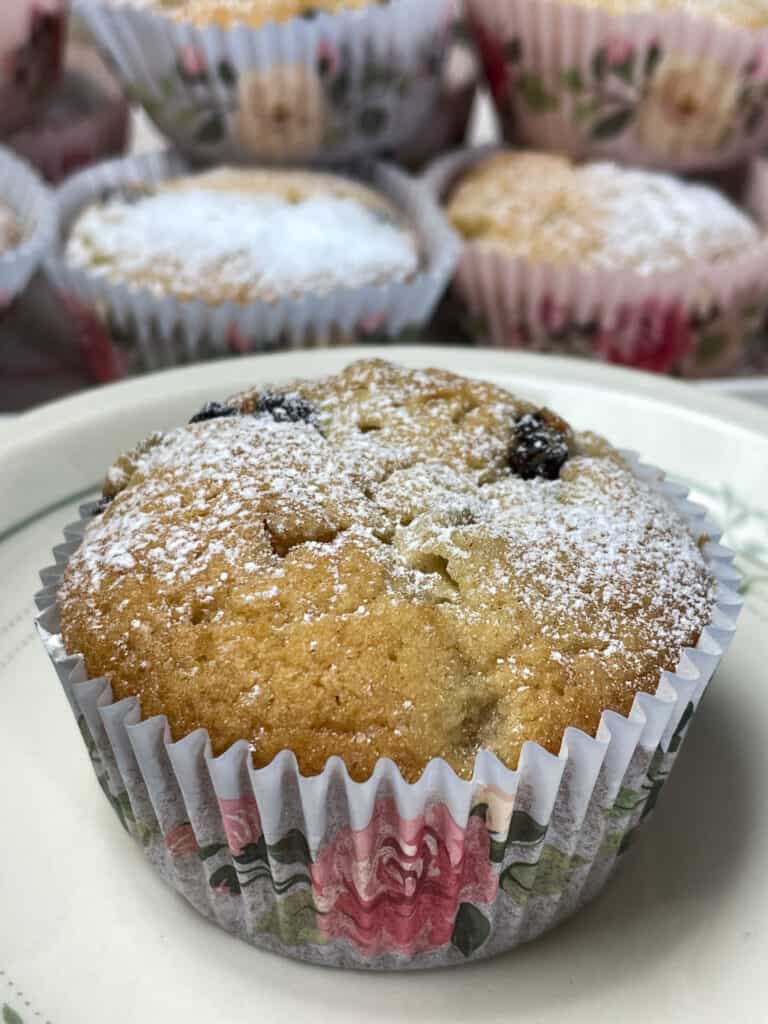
left=2, top=346, right=768, bottom=1023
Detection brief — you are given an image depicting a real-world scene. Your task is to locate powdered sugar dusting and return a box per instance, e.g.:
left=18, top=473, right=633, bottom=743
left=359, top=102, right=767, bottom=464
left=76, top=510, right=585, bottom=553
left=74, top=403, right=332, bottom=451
left=58, top=360, right=716, bottom=778
left=66, top=186, right=419, bottom=304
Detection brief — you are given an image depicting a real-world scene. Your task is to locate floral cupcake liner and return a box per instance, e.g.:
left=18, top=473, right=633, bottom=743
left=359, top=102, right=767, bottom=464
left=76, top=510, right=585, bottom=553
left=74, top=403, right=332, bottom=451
left=74, top=0, right=457, bottom=166
left=0, top=0, right=67, bottom=138
left=34, top=454, right=741, bottom=968
left=44, top=149, right=459, bottom=377
left=424, top=146, right=768, bottom=376
left=0, top=146, right=58, bottom=308
left=467, top=0, right=768, bottom=172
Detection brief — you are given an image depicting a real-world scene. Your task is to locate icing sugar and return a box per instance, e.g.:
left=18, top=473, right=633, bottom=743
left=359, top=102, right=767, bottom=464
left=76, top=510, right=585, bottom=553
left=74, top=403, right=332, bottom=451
left=67, top=187, right=419, bottom=304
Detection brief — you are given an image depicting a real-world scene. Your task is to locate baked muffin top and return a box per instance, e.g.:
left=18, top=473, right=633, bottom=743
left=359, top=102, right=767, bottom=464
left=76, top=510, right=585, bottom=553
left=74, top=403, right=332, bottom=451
left=65, top=167, right=419, bottom=305
left=141, top=0, right=382, bottom=28
left=556, top=0, right=768, bottom=30
left=58, top=360, right=715, bottom=782
left=0, top=201, right=24, bottom=254
left=446, top=152, right=761, bottom=276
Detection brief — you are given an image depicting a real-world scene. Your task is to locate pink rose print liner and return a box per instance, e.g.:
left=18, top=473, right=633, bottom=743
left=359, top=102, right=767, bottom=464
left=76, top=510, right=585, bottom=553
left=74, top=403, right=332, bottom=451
left=80, top=0, right=454, bottom=161
left=467, top=0, right=768, bottom=171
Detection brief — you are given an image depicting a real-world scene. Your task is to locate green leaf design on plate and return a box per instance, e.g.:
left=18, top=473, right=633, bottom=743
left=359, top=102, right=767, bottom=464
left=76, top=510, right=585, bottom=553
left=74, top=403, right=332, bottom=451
left=257, top=888, right=324, bottom=946
left=561, top=67, right=584, bottom=93
left=2, top=1005, right=24, bottom=1024
left=506, top=809, right=547, bottom=846
left=451, top=902, right=491, bottom=958
left=269, top=829, right=312, bottom=866
left=196, top=113, right=226, bottom=144
left=209, top=864, right=241, bottom=895
left=518, top=72, right=558, bottom=113
left=198, top=841, right=227, bottom=861
left=591, top=108, right=634, bottom=139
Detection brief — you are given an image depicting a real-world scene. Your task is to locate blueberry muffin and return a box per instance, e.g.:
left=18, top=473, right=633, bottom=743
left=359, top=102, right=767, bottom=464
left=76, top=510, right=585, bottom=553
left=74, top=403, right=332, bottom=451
left=64, top=167, right=420, bottom=305
left=556, top=0, right=768, bottom=30
left=445, top=151, right=761, bottom=276
left=57, top=360, right=715, bottom=782
left=142, top=0, right=383, bottom=28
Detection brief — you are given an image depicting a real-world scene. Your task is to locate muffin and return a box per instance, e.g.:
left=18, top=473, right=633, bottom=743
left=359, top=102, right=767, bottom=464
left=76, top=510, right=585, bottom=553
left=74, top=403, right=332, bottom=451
left=58, top=359, right=715, bottom=783
left=0, top=147, right=57, bottom=306
left=446, top=151, right=761, bottom=276
left=434, top=148, right=768, bottom=374
left=77, top=0, right=454, bottom=163
left=65, top=167, right=421, bottom=305
left=143, top=0, right=382, bottom=28
left=557, top=0, right=768, bottom=30
left=467, top=0, right=768, bottom=172
left=38, top=358, right=739, bottom=967
left=49, top=152, right=457, bottom=371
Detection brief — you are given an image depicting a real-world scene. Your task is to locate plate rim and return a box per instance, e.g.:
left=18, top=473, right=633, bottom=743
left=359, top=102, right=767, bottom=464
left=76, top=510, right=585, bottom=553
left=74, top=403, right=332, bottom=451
left=4, top=346, right=768, bottom=460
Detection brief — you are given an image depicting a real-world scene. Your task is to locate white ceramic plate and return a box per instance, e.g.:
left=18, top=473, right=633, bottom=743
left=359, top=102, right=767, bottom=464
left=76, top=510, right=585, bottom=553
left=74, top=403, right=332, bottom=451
left=2, top=346, right=767, bottom=1024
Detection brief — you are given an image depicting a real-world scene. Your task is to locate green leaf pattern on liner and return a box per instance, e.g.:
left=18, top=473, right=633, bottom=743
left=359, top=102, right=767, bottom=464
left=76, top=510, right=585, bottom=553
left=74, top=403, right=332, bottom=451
left=119, top=37, right=444, bottom=159
left=494, top=34, right=768, bottom=152
left=451, top=903, right=491, bottom=958
left=500, top=845, right=587, bottom=903
left=257, top=888, right=326, bottom=947
left=2, top=1006, right=24, bottom=1024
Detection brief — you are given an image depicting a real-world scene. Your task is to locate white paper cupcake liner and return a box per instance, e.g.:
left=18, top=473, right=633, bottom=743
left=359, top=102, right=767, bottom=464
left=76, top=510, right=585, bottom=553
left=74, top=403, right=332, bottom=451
left=424, top=146, right=768, bottom=376
left=467, top=0, right=768, bottom=172
left=44, top=149, right=460, bottom=375
left=74, top=0, right=457, bottom=165
left=0, top=146, right=57, bottom=307
left=34, top=452, right=742, bottom=968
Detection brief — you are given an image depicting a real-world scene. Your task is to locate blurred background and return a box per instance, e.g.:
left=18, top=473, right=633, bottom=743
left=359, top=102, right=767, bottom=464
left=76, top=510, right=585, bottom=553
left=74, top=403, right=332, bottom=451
left=1, top=0, right=767, bottom=411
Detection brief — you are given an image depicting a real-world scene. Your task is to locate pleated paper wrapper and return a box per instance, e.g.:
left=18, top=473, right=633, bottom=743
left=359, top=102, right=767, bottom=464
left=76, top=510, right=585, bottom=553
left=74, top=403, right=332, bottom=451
left=35, top=456, right=742, bottom=969
left=467, top=0, right=768, bottom=173
left=74, top=0, right=458, bottom=166
left=44, top=149, right=460, bottom=376
left=424, top=146, right=768, bottom=377
left=0, top=147, right=58, bottom=308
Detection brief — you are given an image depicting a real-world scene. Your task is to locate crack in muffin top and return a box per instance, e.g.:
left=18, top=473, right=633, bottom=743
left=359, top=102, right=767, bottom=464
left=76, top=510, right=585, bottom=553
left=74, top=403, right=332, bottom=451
left=57, top=359, right=716, bottom=781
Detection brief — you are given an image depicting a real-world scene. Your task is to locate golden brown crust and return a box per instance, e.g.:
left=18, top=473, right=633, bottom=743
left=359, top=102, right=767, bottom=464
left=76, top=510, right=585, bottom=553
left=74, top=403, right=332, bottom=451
left=58, top=360, right=715, bottom=781
left=445, top=150, right=760, bottom=275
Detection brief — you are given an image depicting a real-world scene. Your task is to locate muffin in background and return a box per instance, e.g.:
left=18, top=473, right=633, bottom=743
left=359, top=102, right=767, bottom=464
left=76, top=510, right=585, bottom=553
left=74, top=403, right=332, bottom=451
left=468, top=0, right=768, bottom=172
left=37, top=358, right=740, bottom=966
left=434, top=147, right=768, bottom=375
left=144, top=0, right=383, bottom=28
left=0, top=0, right=67, bottom=137
left=76, top=0, right=456, bottom=164
left=65, top=166, right=421, bottom=305
left=47, top=152, right=458, bottom=372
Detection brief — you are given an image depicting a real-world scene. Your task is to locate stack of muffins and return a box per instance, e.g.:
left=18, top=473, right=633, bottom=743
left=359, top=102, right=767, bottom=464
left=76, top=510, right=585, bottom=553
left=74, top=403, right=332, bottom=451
left=3, top=1, right=768, bottom=375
